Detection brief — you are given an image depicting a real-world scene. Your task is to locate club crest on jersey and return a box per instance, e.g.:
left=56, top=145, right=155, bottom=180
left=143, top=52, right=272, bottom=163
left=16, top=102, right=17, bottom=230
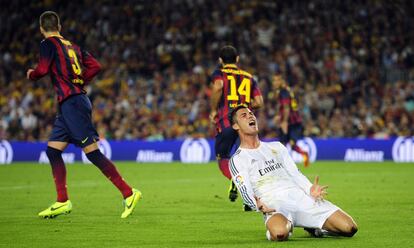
left=235, top=175, right=244, bottom=185
left=271, top=149, right=277, bottom=155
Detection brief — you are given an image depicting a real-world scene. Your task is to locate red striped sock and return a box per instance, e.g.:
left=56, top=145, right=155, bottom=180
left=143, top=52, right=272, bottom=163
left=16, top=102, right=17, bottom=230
left=100, top=163, right=133, bottom=198
left=86, top=150, right=133, bottom=198
left=52, top=165, right=68, bottom=202
left=46, top=147, right=68, bottom=202
left=292, top=144, right=306, bottom=155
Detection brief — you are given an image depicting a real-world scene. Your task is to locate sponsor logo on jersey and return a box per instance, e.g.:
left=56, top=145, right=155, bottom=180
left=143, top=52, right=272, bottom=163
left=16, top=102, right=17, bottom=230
left=392, top=137, right=414, bottom=162
left=180, top=138, right=211, bottom=163
left=82, top=139, right=112, bottom=164
left=287, top=138, right=317, bottom=163
left=0, top=140, right=13, bottom=164
left=136, top=150, right=173, bottom=163
left=259, top=159, right=283, bottom=176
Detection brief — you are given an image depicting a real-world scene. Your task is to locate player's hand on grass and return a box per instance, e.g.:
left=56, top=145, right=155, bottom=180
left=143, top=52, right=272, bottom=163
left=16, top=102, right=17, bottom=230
left=255, top=196, right=276, bottom=214
left=310, top=176, right=328, bottom=201
left=26, top=69, right=34, bottom=79
left=209, top=110, right=217, bottom=124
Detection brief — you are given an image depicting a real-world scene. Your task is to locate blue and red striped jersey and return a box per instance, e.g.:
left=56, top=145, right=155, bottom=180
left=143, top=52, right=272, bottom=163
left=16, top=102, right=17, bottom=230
left=277, top=86, right=302, bottom=125
left=211, top=64, right=262, bottom=132
left=29, top=36, right=101, bottom=103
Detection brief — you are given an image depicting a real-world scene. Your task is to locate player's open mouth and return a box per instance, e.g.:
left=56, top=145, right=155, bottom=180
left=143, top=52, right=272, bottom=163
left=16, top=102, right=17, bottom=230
left=249, top=120, right=256, bottom=126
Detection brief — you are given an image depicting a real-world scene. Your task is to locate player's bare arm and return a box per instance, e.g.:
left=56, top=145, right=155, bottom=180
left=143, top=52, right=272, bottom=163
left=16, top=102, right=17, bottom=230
left=209, top=79, right=223, bottom=123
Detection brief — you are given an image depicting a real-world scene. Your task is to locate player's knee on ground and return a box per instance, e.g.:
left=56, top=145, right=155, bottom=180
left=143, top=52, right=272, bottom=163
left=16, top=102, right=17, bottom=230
left=336, top=213, right=358, bottom=237
left=267, top=227, right=290, bottom=241
left=324, top=210, right=358, bottom=237
left=341, top=221, right=358, bottom=237
left=266, top=214, right=291, bottom=241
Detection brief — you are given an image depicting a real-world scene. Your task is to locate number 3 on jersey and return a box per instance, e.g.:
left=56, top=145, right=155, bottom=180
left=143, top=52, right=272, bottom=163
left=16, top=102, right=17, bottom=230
left=227, top=75, right=251, bottom=103
left=68, top=49, right=82, bottom=76
left=60, top=38, right=82, bottom=76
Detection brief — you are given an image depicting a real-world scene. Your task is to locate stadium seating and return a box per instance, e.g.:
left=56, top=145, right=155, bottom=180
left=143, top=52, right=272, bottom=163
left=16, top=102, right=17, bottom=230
left=0, top=0, right=413, bottom=141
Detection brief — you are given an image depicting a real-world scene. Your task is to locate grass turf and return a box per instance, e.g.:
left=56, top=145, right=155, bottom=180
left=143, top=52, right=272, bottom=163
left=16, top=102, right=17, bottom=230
left=0, top=161, right=413, bottom=248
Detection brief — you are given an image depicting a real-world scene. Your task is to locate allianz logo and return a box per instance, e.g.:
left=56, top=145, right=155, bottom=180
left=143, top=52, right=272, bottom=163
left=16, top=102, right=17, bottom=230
left=392, top=137, right=414, bottom=162
left=0, top=140, right=13, bottom=164
left=180, top=138, right=211, bottom=163
left=136, top=150, right=173, bottom=163
left=344, top=149, right=384, bottom=162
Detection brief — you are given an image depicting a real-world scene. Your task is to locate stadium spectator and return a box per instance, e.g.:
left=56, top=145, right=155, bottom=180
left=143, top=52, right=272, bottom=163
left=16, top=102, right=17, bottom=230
left=0, top=0, right=413, bottom=141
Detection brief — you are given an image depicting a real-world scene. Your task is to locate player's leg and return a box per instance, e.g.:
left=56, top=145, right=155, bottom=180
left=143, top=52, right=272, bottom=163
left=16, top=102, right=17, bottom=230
left=288, top=124, right=310, bottom=167
left=83, top=142, right=133, bottom=199
left=38, top=116, right=72, bottom=218
left=266, top=213, right=292, bottom=241
left=214, top=127, right=239, bottom=202
left=47, top=141, right=69, bottom=202
left=61, top=95, right=134, bottom=198
left=61, top=95, right=141, bottom=218
left=82, top=142, right=142, bottom=218
left=296, top=192, right=357, bottom=238
left=214, top=128, right=238, bottom=180
left=322, top=209, right=358, bottom=237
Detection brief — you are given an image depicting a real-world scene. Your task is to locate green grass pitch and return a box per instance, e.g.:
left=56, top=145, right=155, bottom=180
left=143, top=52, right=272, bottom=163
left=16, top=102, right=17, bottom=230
left=0, top=161, right=413, bottom=248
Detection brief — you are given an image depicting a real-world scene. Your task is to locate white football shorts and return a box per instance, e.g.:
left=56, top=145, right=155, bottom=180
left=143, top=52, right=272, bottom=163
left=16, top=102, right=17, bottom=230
left=262, top=188, right=339, bottom=229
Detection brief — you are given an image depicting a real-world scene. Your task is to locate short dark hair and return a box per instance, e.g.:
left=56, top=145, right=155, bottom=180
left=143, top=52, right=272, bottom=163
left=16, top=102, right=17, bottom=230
left=40, top=11, right=60, bottom=32
left=230, top=104, right=248, bottom=125
left=219, top=45, right=238, bottom=64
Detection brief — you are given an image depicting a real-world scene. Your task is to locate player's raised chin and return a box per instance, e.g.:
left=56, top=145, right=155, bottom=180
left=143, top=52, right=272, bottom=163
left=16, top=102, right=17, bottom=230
left=232, top=108, right=258, bottom=135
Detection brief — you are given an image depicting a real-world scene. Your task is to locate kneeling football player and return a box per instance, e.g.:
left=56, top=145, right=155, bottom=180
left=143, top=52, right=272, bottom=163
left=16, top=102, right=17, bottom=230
left=229, top=105, right=357, bottom=241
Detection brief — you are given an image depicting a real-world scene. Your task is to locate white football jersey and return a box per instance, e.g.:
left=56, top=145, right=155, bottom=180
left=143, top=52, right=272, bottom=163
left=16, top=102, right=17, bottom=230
left=230, top=141, right=312, bottom=211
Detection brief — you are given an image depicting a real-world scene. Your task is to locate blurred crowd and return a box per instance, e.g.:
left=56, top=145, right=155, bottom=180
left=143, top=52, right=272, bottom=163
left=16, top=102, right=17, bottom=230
left=1, top=0, right=413, bottom=141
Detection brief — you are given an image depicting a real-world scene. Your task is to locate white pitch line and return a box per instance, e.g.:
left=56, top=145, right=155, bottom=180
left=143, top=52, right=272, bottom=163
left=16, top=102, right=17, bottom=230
left=0, top=178, right=218, bottom=190
left=0, top=181, right=104, bottom=191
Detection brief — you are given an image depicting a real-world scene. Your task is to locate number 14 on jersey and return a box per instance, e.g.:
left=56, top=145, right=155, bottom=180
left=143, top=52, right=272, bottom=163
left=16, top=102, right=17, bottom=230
left=227, top=75, right=251, bottom=103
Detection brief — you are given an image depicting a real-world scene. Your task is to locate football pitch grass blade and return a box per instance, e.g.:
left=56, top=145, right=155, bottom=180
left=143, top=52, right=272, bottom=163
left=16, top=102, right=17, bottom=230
left=0, top=162, right=413, bottom=248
